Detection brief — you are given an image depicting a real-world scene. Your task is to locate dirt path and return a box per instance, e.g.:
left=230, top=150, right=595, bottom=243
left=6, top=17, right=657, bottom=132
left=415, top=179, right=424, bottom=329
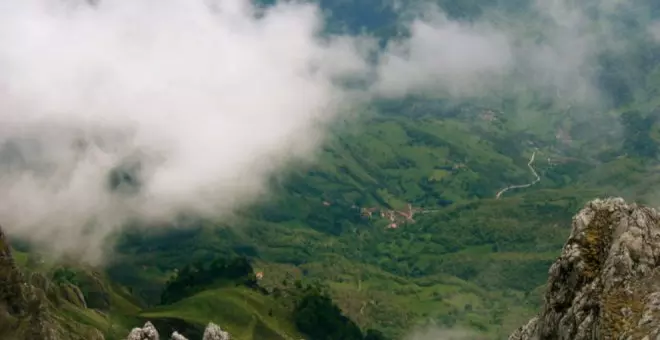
left=495, top=150, right=540, bottom=199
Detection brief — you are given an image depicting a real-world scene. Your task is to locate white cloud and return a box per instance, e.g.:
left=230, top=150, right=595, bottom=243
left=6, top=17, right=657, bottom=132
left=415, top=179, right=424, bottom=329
left=1, top=0, right=657, bottom=261
left=0, top=0, right=370, bottom=261
left=651, top=22, right=660, bottom=42
left=374, top=10, right=513, bottom=98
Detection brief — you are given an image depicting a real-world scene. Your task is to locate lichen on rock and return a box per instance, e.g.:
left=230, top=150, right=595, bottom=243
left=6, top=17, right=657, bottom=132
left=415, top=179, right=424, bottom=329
left=510, top=197, right=660, bottom=340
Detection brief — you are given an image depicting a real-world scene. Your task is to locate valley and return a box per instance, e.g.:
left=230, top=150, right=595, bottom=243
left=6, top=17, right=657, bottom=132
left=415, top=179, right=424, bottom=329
left=3, top=0, right=660, bottom=339
left=7, top=97, right=660, bottom=339
left=102, top=102, right=660, bottom=338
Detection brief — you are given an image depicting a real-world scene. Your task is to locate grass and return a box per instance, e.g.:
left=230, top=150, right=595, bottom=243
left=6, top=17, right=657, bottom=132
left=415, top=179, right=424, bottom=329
left=96, top=92, right=660, bottom=339
left=140, top=287, right=302, bottom=340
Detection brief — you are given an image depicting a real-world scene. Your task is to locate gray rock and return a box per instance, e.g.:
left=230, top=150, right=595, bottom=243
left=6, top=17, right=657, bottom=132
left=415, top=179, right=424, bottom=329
left=510, top=198, right=660, bottom=340
left=126, top=321, right=160, bottom=340
left=0, top=225, right=59, bottom=340
left=124, top=321, right=232, bottom=340
left=171, top=331, right=188, bottom=340
left=202, top=323, right=231, bottom=340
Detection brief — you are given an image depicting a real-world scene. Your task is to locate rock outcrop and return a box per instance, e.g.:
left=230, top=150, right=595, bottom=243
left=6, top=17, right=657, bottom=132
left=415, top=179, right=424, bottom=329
left=126, top=321, right=160, bottom=340
left=125, top=322, right=230, bottom=340
left=171, top=331, right=189, bottom=340
left=202, top=322, right=231, bottom=340
left=0, top=225, right=58, bottom=340
left=510, top=197, right=660, bottom=339
left=0, top=226, right=105, bottom=340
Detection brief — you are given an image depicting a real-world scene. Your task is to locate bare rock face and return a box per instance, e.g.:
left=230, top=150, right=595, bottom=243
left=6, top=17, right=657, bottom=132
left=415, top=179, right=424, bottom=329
left=202, top=323, right=231, bottom=340
left=510, top=197, right=660, bottom=340
left=0, top=226, right=58, bottom=340
left=126, top=322, right=160, bottom=340
left=124, top=322, right=230, bottom=340
left=171, top=331, right=189, bottom=340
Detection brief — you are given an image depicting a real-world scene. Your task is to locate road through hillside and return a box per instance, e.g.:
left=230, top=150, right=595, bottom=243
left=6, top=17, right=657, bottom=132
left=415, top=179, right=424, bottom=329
left=495, top=150, right=540, bottom=199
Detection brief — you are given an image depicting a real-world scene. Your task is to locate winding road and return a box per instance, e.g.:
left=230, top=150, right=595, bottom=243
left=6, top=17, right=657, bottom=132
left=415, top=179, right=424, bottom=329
left=495, top=150, right=540, bottom=199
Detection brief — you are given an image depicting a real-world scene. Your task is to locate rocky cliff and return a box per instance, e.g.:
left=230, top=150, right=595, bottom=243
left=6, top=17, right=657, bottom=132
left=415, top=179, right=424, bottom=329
left=0, top=225, right=59, bottom=340
left=510, top=197, right=660, bottom=340
left=0, top=226, right=105, bottom=340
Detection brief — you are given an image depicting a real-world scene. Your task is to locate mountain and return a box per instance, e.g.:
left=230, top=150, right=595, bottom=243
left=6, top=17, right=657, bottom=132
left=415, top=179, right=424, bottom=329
left=104, top=73, right=660, bottom=338
left=5, top=0, right=660, bottom=339
left=104, top=102, right=656, bottom=339
left=510, top=198, right=660, bottom=339
left=2, top=223, right=386, bottom=340
left=0, top=226, right=108, bottom=340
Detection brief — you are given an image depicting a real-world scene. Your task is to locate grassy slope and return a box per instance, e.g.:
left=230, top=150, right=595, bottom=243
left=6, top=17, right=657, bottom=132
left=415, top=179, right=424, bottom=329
left=20, top=51, right=660, bottom=339
left=12, top=97, right=660, bottom=339
left=109, top=100, right=616, bottom=338
left=140, top=287, right=301, bottom=340
left=8, top=0, right=660, bottom=338
left=11, top=251, right=142, bottom=340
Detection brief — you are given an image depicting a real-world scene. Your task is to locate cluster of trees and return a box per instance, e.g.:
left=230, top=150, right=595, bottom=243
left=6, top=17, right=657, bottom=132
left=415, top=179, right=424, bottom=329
left=160, top=255, right=388, bottom=339
left=52, top=267, right=79, bottom=285
left=160, top=256, right=257, bottom=305
left=294, top=285, right=388, bottom=340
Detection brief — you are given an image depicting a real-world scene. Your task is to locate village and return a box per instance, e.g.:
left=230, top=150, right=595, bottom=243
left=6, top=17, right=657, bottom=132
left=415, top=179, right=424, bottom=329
left=322, top=200, right=441, bottom=229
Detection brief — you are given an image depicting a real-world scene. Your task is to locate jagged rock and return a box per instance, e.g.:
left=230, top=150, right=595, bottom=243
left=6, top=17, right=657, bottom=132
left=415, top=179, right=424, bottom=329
left=126, top=321, right=160, bottom=340
left=124, top=321, right=233, bottom=340
left=510, top=197, right=660, bottom=340
left=0, top=226, right=58, bottom=340
left=0, top=225, right=107, bottom=340
left=171, top=331, right=189, bottom=340
left=202, top=323, right=231, bottom=340
left=31, top=271, right=62, bottom=306
left=0, top=226, right=28, bottom=315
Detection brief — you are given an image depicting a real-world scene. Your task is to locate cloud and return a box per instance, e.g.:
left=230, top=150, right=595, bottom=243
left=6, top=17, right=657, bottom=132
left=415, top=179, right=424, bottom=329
left=1, top=0, right=659, bottom=262
left=651, top=22, right=660, bottom=42
left=375, top=0, right=660, bottom=107
left=0, top=0, right=528, bottom=262
left=373, top=9, right=513, bottom=98
left=0, top=0, right=371, bottom=262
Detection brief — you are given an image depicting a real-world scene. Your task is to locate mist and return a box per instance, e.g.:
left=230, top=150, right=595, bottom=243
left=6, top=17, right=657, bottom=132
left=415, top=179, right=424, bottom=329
left=0, top=0, right=373, bottom=261
left=0, top=0, right=658, bottom=262
left=373, top=9, right=513, bottom=98
left=651, top=21, right=660, bottom=41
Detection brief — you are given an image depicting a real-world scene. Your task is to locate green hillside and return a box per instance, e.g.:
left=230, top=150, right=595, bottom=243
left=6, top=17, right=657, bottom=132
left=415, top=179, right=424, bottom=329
left=10, top=95, right=660, bottom=339
left=3, top=249, right=141, bottom=340
left=5, top=0, right=660, bottom=339
left=140, top=287, right=300, bottom=340
left=107, top=98, right=660, bottom=338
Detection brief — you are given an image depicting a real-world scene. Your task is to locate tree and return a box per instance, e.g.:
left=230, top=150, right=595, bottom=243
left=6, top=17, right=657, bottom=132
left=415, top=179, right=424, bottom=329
left=294, top=290, right=363, bottom=340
